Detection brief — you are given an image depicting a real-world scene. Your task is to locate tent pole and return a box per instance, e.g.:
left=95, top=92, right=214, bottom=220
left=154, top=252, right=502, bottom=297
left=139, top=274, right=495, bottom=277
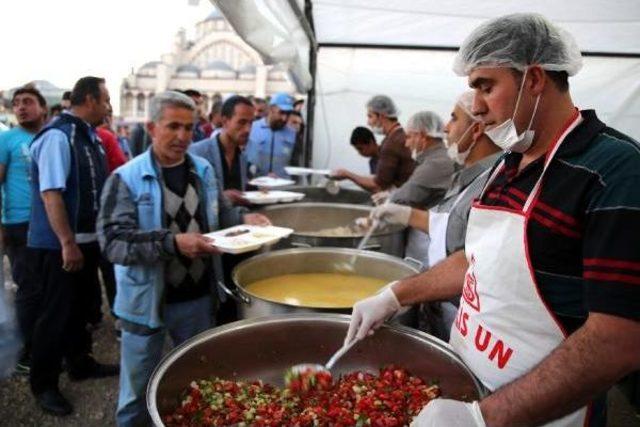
left=287, top=0, right=318, bottom=168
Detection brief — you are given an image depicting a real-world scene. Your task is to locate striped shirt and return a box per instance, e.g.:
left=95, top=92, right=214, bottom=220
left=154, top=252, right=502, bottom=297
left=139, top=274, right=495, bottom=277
left=478, top=110, right=640, bottom=332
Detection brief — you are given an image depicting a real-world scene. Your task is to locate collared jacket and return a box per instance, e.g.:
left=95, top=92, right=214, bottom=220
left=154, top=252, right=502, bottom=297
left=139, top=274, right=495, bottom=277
left=245, top=117, right=297, bottom=178
left=97, top=149, right=244, bottom=328
left=189, top=133, right=249, bottom=191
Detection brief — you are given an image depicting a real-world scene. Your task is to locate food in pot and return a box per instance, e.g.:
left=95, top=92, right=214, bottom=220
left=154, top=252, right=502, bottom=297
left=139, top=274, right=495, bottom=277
left=244, top=273, right=386, bottom=308
left=301, top=225, right=365, bottom=237
left=163, top=365, right=440, bottom=426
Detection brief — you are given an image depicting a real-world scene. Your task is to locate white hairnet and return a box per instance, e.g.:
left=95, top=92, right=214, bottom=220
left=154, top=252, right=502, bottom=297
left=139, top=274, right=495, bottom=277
left=456, top=91, right=482, bottom=122
left=366, top=95, right=399, bottom=117
left=406, top=111, right=444, bottom=138
left=453, top=13, right=583, bottom=77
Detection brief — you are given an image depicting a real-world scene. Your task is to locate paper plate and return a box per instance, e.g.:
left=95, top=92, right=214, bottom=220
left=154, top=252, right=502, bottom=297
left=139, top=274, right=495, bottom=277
left=205, top=225, right=294, bottom=254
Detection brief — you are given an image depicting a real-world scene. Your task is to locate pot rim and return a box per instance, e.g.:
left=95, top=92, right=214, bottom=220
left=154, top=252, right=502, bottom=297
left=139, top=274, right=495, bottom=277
left=146, top=313, right=488, bottom=426
left=230, top=247, right=419, bottom=309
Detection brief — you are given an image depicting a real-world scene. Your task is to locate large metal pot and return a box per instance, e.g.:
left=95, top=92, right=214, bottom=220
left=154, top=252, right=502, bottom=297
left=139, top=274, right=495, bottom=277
left=286, top=185, right=373, bottom=205
left=219, top=247, right=421, bottom=320
left=148, top=314, right=486, bottom=426
left=259, top=202, right=405, bottom=256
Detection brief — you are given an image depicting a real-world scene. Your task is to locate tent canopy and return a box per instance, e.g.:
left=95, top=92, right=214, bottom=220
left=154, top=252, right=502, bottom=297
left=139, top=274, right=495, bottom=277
left=213, top=0, right=640, bottom=174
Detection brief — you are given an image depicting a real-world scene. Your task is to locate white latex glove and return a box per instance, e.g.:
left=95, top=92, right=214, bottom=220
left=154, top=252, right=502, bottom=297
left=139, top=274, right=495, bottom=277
left=370, top=203, right=412, bottom=226
left=344, top=283, right=401, bottom=345
left=371, top=190, right=390, bottom=206
left=410, top=400, right=486, bottom=427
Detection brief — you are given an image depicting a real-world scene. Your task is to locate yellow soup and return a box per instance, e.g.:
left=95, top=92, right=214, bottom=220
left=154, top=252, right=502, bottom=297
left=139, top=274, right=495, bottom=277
left=245, top=273, right=387, bottom=308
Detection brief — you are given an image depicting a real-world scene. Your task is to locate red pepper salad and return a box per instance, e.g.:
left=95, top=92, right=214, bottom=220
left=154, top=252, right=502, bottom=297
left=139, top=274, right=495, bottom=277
left=163, top=365, right=440, bottom=426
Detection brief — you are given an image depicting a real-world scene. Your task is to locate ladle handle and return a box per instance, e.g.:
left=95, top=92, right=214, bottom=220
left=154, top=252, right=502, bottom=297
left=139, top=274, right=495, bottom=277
left=326, top=338, right=359, bottom=370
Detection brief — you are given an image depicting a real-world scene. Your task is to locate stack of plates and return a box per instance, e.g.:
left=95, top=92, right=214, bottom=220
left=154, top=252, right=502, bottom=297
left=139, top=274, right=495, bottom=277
left=242, top=190, right=305, bottom=205
left=248, top=176, right=295, bottom=187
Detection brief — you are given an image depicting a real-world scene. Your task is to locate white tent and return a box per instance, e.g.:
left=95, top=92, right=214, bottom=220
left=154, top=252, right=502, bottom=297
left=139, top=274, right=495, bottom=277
left=213, top=0, right=640, bottom=174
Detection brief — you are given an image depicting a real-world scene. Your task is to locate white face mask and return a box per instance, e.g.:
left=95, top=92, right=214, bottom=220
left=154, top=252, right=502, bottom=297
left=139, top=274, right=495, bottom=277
left=444, top=124, right=475, bottom=165
left=484, top=68, right=541, bottom=153
left=371, top=125, right=384, bottom=135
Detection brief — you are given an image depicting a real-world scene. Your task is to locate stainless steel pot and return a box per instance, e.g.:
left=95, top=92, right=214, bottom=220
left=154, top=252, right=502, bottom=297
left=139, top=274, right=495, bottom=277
left=259, top=202, right=405, bottom=256
left=286, top=185, right=373, bottom=205
left=148, top=314, right=486, bottom=426
left=220, top=247, right=421, bottom=320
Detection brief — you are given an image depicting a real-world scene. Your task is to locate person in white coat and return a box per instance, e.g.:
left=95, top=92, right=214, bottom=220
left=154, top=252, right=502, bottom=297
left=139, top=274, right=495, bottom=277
left=346, top=13, right=640, bottom=427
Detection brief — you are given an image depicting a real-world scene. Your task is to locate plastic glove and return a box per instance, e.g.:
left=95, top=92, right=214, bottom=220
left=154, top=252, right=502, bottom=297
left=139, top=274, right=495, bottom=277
left=410, top=399, right=486, bottom=427
left=344, top=282, right=401, bottom=345
left=370, top=203, right=412, bottom=226
left=371, top=190, right=390, bottom=205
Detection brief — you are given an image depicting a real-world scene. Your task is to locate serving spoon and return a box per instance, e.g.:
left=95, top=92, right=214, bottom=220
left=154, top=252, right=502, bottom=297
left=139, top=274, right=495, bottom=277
left=287, top=338, right=360, bottom=382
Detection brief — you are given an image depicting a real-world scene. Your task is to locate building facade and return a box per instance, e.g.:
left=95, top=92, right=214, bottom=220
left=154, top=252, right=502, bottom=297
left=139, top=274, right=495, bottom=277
left=120, top=10, right=296, bottom=122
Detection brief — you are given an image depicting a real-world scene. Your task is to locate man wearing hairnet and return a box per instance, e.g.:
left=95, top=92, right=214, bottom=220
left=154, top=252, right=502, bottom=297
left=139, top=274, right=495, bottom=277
left=382, top=111, right=456, bottom=208
left=346, top=13, right=640, bottom=427
left=332, top=95, right=414, bottom=192
left=370, top=92, right=501, bottom=339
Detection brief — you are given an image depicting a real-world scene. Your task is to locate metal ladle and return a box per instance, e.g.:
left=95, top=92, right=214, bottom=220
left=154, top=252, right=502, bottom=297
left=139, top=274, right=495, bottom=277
left=287, top=338, right=360, bottom=380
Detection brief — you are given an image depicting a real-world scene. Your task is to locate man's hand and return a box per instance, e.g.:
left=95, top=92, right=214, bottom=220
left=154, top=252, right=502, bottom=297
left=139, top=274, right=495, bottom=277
left=344, top=284, right=401, bottom=345
left=411, top=400, right=485, bottom=427
left=370, top=203, right=412, bottom=226
left=175, top=233, right=221, bottom=259
left=224, top=189, right=250, bottom=206
left=330, top=168, right=351, bottom=181
left=243, top=213, right=272, bottom=226
left=62, top=242, right=84, bottom=272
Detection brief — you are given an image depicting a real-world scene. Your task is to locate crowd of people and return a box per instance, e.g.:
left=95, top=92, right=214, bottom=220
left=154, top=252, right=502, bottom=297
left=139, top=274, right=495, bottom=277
left=0, top=11, right=638, bottom=427
left=0, top=77, right=305, bottom=424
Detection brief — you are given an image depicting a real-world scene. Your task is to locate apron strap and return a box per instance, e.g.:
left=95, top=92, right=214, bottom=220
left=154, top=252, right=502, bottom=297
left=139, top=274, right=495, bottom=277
left=523, top=111, right=583, bottom=213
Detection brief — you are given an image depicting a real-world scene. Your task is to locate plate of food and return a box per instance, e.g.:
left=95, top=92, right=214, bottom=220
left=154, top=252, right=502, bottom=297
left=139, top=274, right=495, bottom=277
left=242, top=190, right=305, bottom=205
left=284, top=166, right=332, bottom=176
left=205, top=225, right=294, bottom=254
left=249, top=176, right=296, bottom=188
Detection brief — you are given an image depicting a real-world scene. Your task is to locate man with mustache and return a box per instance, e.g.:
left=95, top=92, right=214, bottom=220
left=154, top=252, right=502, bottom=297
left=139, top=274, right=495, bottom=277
left=245, top=92, right=297, bottom=178
left=98, top=91, right=267, bottom=426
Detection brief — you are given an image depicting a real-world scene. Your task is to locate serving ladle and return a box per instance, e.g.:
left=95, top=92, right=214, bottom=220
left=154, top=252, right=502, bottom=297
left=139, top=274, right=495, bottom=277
left=287, top=338, right=360, bottom=382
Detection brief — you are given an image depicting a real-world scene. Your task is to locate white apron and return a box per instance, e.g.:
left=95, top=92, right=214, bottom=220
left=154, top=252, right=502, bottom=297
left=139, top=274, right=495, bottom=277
left=449, top=113, right=589, bottom=426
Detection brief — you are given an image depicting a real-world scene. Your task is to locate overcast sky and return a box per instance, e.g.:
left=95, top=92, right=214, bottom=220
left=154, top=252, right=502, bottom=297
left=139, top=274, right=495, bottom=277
left=0, top=0, right=215, bottom=114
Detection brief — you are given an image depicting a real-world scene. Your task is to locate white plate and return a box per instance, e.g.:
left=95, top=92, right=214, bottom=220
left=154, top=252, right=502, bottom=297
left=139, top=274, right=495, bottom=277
left=284, top=166, right=332, bottom=176
left=205, top=225, right=294, bottom=254
left=243, top=190, right=305, bottom=205
left=248, top=176, right=296, bottom=187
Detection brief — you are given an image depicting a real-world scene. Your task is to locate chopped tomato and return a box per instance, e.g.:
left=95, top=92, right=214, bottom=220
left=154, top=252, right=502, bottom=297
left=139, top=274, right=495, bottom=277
left=163, top=365, right=441, bottom=426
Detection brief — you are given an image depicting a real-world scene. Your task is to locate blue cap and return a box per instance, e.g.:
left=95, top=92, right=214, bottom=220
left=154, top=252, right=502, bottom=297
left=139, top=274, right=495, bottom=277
left=269, top=92, right=294, bottom=112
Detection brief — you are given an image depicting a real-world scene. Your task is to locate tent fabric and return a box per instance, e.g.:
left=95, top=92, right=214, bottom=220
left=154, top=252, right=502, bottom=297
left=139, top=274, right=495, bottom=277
left=312, top=48, right=640, bottom=174
left=312, top=0, right=640, bottom=54
left=213, top=0, right=312, bottom=92
left=210, top=0, right=640, bottom=172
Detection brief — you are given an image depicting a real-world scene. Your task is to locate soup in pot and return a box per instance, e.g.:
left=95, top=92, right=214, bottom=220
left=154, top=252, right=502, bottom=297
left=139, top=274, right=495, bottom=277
left=244, top=273, right=386, bottom=308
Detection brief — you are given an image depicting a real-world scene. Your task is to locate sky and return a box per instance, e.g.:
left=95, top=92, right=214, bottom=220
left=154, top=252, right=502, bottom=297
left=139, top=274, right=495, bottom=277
left=0, top=0, right=215, bottom=114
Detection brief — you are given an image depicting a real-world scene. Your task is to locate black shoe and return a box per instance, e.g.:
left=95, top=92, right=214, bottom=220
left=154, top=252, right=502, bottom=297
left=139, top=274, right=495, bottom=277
left=68, top=360, right=119, bottom=381
left=34, top=389, right=73, bottom=416
left=14, top=361, right=30, bottom=376
left=14, top=350, right=31, bottom=375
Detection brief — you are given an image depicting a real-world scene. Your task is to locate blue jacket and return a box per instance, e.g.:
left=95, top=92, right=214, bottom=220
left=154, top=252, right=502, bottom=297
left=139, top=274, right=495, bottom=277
left=245, top=118, right=297, bottom=178
left=189, top=134, right=249, bottom=191
left=98, top=149, right=235, bottom=329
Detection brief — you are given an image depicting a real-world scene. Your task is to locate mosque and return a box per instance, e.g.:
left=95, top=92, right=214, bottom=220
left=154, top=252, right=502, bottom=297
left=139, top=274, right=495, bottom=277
left=119, top=9, right=297, bottom=122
